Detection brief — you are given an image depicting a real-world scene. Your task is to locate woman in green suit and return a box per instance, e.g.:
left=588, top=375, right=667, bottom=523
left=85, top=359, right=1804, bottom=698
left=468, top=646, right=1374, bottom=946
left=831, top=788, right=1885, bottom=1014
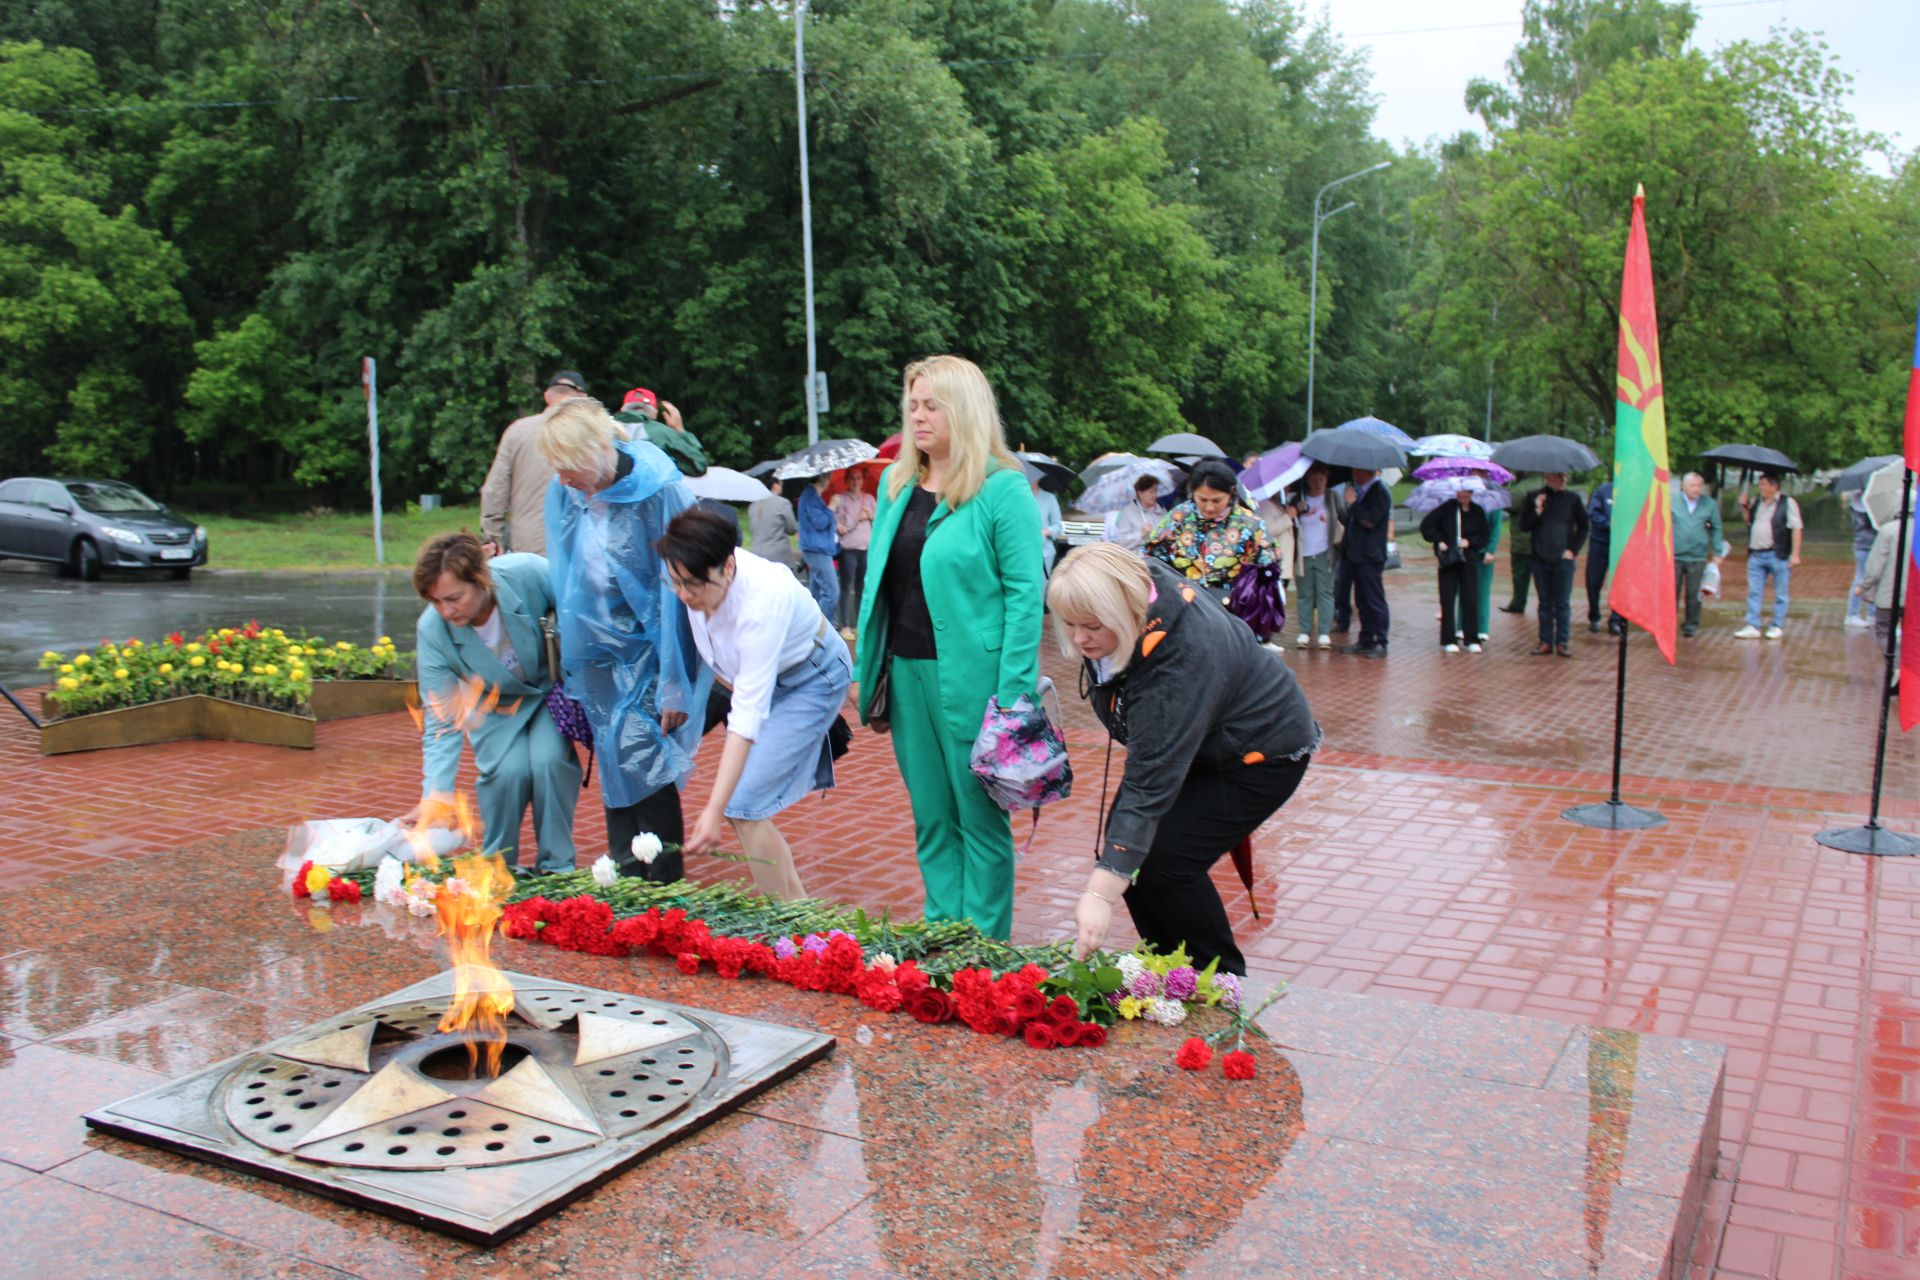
left=854, top=355, right=1044, bottom=940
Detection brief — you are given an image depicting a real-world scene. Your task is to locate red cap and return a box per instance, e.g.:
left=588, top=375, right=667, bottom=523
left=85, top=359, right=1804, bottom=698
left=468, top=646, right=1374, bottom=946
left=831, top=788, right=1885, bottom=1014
left=621, top=388, right=658, bottom=413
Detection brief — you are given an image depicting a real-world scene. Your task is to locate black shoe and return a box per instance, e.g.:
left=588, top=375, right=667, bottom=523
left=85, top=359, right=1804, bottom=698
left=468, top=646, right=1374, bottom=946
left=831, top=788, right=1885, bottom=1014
left=1556, top=644, right=1572, bottom=658
left=1607, top=619, right=1626, bottom=636
left=1682, top=625, right=1699, bottom=637
left=1340, top=642, right=1381, bottom=656
left=1588, top=618, right=1602, bottom=633
left=1499, top=604, right=1527, bottom=615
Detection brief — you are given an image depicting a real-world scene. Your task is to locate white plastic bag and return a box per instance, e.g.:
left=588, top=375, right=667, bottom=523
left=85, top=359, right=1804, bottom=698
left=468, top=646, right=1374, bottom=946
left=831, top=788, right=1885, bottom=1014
left=1700, top=562, right=1721, bottom=598
left=281, top=817, right=461, bottom=875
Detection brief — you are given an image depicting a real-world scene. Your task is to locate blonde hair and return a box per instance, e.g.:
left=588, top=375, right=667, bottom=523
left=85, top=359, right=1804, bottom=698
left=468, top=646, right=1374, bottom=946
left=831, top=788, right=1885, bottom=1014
left=1046, top=543, right=1154, bottom=673
left=537, top=397, right=627, bottom=473
left=888, top=354, right=1019, bottom=507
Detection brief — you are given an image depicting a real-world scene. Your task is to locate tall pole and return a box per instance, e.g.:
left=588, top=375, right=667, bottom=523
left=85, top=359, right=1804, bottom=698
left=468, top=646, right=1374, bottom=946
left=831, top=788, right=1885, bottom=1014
left=795, top=1, right=819, bottom=445
left=362, top=357, right=383, bottom=566
left=1484, top=301, right=1499, bottom=441
left=1305, top=160, right=1390, bottom=436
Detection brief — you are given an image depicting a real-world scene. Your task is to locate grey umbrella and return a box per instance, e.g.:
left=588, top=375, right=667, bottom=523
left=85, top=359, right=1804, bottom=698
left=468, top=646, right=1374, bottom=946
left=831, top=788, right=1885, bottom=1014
left=1700, top=443, right=1798, bottom=475
left=1147, top=431, right=1229, bottom=459
left=1830, top=454, right=1903, bottom=494
left=744, top=459, right=780, bottom=479
left=771, top=438, right=878, bottom=481
left=1016, top=451, right=1077, bottom=494
left=1299, top=426, right=1407, bottom=471
left=1489, top=434, right=1602, bottom=474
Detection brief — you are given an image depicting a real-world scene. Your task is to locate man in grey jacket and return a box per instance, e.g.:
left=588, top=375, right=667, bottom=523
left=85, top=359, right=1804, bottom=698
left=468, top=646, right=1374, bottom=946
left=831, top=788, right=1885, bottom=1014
left=747, top=477, right=800, bottom=570
left=480, top=370, right=589, bottom=556
left=1671, top=472, right=1728, bottom=638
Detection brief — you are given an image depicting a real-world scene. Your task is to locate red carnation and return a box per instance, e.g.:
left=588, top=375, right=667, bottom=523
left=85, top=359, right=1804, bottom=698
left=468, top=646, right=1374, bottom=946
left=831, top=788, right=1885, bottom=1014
left=326, top=878, right=362, bottom=904
left=676, top=952, right=701, bottom=975
left=1222, top=1050, right=1257, bottom=1081
left=855, top=972, right=904, bottom=1013
left=1045, top=994, right=1080, bottom=1025
left=1078, top=1023, right=1108, bottom=1049
left=1175, top=1037, right=1213, bottom=1071
left=894, top=962, right=931, bottom=994
left=905, top=988, right=955, bottom=1024
left=1018, top=964, right=1049, bottom=986
left=1023, top=1022, right=1058, bottom=1050
left=291, top=861, right=314, bottom=899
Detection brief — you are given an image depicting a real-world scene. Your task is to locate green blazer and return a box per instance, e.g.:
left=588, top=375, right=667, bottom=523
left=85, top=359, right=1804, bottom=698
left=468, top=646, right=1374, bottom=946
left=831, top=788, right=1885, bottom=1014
left=854, top=463, right=1045, bottom=739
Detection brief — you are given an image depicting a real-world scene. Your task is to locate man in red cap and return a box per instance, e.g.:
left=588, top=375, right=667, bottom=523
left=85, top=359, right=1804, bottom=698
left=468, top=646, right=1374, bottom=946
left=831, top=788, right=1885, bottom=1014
left=620, top=386, right=684, bottom=431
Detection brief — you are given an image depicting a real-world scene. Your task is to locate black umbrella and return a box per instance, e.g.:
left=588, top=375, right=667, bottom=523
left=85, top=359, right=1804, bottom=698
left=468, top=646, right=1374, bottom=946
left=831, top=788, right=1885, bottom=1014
left=1490, top=434, right=1602, bottom=474
left=743, top=459, right=780, bottom=479
left=1299, top=426, right=1407, bottom=471
left=1699, top=443, right=1798, bottom=475
left=1829, top=454, right=1903, bottom=494
left=1016, top=451, right=1077, bottom=494
left=1147, top=431, right=1229, bottom=459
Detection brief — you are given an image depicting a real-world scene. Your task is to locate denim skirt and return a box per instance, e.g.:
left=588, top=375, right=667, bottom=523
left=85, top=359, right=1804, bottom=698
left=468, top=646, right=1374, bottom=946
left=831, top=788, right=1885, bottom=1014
left=726, top=629, right=852, bottom=821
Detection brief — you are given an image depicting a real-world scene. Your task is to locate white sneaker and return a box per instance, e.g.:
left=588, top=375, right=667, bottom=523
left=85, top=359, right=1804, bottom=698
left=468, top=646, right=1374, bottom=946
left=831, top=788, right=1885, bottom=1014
left=1477, top=633, right=1490, bottom=641
left=1467, top=643, right=1483, bottom=653
left=1443, top=643, right=1460, bottom=653
left=1317, top=634, right=1332, bottom=648
left=1764, top=625, right=1783, bottom=640
left=1845, top=615, right=1871, bottom=629
left=1297, top=634, right=1313, bottom=647
left=1734, top=625, right=1762, bottom=639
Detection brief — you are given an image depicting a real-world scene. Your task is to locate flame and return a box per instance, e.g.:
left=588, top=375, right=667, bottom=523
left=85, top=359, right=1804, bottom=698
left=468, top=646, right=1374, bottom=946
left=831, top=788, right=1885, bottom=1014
left=404, top=791, right=481, bottom=863
left=408, top=676, right=521, bottom=736
left=434, top=852, right=518, bottom=1077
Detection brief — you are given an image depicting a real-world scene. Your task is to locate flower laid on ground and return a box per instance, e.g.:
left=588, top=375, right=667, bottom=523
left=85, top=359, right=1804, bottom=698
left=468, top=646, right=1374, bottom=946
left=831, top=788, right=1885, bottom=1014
left=1175, top=1037, right=1213, bottom=1070
left=39, top=622, right=411, bottom=719
left=373, top=857, right=406, bottom=907
left=590, top=855, right=620, bottom=887
left=1111, top=944, right=1237, bottom=1025
left=631, top=833, right=662, bottom=866
left=1168, top=984, right=1289, bottom=1082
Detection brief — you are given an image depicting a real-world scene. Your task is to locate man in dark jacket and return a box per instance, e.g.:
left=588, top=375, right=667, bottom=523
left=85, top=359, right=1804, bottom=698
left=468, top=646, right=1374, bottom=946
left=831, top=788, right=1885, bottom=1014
left=1585, top=481, right=1623, bottom=634
left=1517, top=472, right=1589, bottom=656
left=1339, top=468, right=1393, bottom=657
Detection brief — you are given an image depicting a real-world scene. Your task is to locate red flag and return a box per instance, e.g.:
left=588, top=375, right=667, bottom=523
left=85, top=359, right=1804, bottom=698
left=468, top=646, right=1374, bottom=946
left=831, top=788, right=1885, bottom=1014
left=1903, top=299, right=1920, bottom=732
left=1607, top=186, right=1677, bottom=662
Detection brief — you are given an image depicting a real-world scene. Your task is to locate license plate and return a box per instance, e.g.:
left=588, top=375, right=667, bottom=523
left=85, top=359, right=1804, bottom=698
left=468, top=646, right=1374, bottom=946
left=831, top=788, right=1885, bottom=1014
left=159, top=548, right=193, bottom=560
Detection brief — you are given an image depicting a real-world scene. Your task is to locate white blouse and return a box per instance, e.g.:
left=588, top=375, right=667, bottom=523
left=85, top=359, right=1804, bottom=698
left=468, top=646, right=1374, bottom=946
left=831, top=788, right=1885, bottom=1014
left=686, top=548, right=825, bottom=741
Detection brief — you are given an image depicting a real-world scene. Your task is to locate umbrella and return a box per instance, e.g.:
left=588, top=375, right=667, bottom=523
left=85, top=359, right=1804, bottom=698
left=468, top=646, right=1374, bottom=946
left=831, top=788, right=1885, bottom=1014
left=1830, top=454, right=1903, bottom=495
left=1863, top=460, right=1912, bottom=530
left=821, top=457, right=891, bottom=500
left=772, top=437, right=878, bottom=481
left=743, top=459, right=780, bottom=479
left=1077, top=458, right=1183, bottom=514
left=1147, top=431, right=1228, bottom=459
left=1490, top=434, right=1601, bottom=473
left=1301, top=426, right=1407, bottom=471
left=876, top=432, right=903, bottom=460
left=1229, top=834, right=1259, bottom=920
left=683, top=466, right=771, bottom=503
left=1016, top=451, right=1077, bottom=494
left=1335, top=416, right=1418, bottom=450
left=1403, top=475, right=1512, bottom=516
left=1700, top=443, right=1798, bottom=475
left=1078, top=451, right=1137, bottom=487
left=1412, top=457, right=1515, bottom=485
left=1411, top=433, right=1497, bottom=460
left=1240, top=443, right=1308, bottom=501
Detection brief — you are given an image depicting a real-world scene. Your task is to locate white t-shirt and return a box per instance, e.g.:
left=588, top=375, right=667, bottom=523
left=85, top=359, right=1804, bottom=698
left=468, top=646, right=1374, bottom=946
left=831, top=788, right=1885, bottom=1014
left=472, top=606, right=525, bottom=679
left=1297, top=494, right=1330, bottom=557
left=687, top=549, right=825, bottom=741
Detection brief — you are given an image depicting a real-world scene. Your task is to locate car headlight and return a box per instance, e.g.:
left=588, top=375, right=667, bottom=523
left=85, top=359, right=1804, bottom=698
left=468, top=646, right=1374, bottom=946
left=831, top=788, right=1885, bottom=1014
left=100, top=526, right=146, bottom=546
left=194, top=526, right=207, bottom=542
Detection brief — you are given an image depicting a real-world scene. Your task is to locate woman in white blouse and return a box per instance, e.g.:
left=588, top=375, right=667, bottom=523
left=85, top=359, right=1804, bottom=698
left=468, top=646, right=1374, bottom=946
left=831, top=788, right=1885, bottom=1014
left=658, top=506, right=852, bottom=899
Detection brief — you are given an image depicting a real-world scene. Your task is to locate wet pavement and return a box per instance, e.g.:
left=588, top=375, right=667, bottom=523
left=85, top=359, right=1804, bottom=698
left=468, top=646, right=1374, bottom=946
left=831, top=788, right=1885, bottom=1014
left=0, top=550, right=1914, bottom=1278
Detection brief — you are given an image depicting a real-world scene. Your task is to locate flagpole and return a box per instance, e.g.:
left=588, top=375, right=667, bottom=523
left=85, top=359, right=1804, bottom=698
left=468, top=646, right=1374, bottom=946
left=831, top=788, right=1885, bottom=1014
left=1563, top=620, right=1666, bottom=829
left=1817, top=466, right=1920, bottom=856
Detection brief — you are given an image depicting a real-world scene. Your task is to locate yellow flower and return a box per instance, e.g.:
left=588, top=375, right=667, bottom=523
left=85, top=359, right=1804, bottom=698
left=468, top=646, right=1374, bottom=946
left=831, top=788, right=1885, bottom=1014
left=304, top=864, right=333, bottom=894
left=304, top=646, right=317, bottom=656
left=41, top=650, right=57, bottom=661
left=189, top=655, right=205, bottom=668
left=289, top=668, right=307, bottom=682
left=250, top=664, right=263, bottom=674
left=127, top=638, right=142, bottom=648
left=1117, top=996, right=1146, bottom=1021
left=378, top=636, right=393, bottom=646
left=336, top=641, right=353, bottom=650
left=219, top=628, right=234, bottom=637
left=57, top=677, right=78, bottom=691
left=158, top=662, right=173, bottom=675
left=113, top=667, right=129, bottom=680
left=58, top=664, right=73, bottom=674
left=74, top=654, right=90, bottom=666
left=185, top=642, right=202, bottom=653
left=263, top=664, right=279, bottom=676
left=272, top=628, right=286, bottom=638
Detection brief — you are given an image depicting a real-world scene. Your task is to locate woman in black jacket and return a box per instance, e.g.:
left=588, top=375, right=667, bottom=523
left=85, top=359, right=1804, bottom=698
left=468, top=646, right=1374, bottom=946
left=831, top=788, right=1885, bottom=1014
left=1045, top=543, right=1320, bottom=974
left=1419, top=486, right=1492, bottom=652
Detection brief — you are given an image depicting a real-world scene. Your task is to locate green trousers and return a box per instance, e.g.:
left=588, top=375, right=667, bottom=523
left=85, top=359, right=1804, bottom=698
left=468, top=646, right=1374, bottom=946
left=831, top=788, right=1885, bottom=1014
left=474, top=704, right=582, bottom=874
left=887, top=656, right=1015, bottom=940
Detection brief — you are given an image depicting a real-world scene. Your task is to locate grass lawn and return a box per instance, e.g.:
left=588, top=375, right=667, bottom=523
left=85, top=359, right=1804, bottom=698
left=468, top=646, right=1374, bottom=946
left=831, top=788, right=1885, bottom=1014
left=188, top=503, right=489, bottom=572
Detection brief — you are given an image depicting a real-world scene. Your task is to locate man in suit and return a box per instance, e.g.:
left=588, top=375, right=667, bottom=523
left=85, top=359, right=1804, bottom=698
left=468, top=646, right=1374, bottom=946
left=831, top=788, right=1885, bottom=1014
left=1340, top=468, right=1392, bottom=657
left=408, top=533, right=581, bottom=874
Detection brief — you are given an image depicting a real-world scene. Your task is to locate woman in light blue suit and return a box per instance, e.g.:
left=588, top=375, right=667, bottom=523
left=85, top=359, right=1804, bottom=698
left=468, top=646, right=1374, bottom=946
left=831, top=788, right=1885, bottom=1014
left=411, top=534, right=580, bottom=874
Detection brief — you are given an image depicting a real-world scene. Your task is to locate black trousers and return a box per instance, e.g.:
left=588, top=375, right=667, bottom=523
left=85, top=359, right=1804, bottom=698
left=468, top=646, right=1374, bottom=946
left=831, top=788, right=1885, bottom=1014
left=1119, top=755, right=1311, bottom=977
left=1437, top=562, right=1478, bottom=646
left=1532, top=557, right=1577, bottom=646
left=1351, top=561, right=1388, bottom=645
left=1676, top=558, right=1706, bottom=629
left=835, top=548, right=867, bottom=630
left=1332, top=557, right=1354, bottom=631
left=1585, top=539, right=1611, bottom=621
left=606, top=785, right=685, bottom=882
left=1507, top=547, right=1532, bottom=608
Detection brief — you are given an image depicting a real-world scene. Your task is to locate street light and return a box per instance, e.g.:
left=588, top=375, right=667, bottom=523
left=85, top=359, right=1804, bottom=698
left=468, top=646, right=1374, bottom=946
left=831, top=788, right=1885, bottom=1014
left=794, top=1, right=820, bottom=444
left=1305, top=160, right=1390, bottom=435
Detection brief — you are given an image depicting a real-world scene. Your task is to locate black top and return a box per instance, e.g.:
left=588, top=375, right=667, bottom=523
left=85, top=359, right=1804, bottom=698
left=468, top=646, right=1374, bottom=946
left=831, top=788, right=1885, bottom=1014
left=1418, top=499, right=1492, bottom=553
left=1341, top=480, right=1392, bottom=565
left=883, top=487, right=939, bottom=660
left=1518, top=486, right=1590, bottom=561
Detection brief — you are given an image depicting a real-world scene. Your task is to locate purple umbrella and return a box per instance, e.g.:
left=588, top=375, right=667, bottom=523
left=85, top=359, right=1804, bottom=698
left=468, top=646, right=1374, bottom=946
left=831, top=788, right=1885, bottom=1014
left=1412, top=457, right=1514, bottom=485
left=1239, top=443, right=1307, bottom=500
left=1404, top=477, right=1512, bottom=516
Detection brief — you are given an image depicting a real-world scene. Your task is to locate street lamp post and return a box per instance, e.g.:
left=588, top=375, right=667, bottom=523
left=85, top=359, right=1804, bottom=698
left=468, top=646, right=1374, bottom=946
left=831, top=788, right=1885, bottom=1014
left=795, top=1, right=819, bottom=445
left=1305, top=160, right=1390, bottom=435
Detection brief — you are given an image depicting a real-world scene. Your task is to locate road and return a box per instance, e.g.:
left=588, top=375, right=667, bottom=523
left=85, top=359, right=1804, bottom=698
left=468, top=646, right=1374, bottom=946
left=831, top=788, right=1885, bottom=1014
left=0, top=562, right=415, bottom=687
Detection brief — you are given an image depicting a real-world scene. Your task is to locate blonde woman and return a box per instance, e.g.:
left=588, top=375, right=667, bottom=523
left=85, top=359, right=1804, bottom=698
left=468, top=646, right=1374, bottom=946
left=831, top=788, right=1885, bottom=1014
left=539, top=398, right=712, bottom=880
left=853, top=355, right=1043, bottom=940
left=1048, top=543, right=1318, bottom=974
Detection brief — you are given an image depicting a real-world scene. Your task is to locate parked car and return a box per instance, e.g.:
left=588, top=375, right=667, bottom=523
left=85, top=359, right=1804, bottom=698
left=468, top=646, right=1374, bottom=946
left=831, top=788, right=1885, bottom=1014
left=0, top=477, right=208, bottom=580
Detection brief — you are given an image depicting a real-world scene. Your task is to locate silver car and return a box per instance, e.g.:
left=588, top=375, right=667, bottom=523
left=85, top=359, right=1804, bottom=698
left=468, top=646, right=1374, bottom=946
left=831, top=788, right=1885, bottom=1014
left=0, top=477, right=208, bottom=580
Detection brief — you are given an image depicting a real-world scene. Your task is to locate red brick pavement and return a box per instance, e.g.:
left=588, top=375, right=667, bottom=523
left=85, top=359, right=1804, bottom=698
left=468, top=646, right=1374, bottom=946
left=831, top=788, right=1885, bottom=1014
left=1, top=554, right=1914, bottom=1279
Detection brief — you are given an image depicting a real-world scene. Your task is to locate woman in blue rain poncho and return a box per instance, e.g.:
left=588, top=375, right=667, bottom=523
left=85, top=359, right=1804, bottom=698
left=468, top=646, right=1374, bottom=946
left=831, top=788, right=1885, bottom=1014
left=539, top=398, right=713, bottom=881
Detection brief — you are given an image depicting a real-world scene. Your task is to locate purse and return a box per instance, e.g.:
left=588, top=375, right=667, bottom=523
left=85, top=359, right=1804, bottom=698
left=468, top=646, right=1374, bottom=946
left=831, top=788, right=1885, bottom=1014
left=864, top=659, right=893, bottom=730
left=540, top=609, right=595, bottom=785
left=1434, top=506, right=1469, bottom=568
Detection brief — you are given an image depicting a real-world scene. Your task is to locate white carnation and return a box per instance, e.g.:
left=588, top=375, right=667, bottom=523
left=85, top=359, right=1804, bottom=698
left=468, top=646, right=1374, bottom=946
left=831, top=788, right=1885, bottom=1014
left=631, top=832, right=662, bottom=865
left=1145, top=997, right=1188, bottom=1027
left=1116, top=954, right=1146, bottom=985
left=591, top=854, right=620, bottom=887
left=372, top=857, right=406, bottom=906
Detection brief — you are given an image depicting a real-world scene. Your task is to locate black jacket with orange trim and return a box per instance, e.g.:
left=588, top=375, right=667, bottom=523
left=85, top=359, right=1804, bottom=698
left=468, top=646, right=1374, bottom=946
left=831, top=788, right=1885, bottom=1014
left=1084, top=559, right=1320, bottom=878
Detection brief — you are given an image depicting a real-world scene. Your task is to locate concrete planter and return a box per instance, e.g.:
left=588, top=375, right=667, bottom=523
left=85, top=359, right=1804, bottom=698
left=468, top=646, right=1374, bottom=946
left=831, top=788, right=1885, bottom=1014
left=308, top=678, right=416, bottom=722
left=38, top=694, right=316, bottom=755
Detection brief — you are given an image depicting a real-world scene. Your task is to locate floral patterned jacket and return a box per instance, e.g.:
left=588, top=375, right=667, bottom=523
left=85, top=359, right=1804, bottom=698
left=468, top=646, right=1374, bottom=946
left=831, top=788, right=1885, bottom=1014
left=1143, top=501, right=1276, bottom=591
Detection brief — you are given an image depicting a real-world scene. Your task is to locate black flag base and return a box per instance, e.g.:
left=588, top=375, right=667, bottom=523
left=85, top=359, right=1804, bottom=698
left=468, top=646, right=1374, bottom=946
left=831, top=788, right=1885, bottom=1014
left=1815, top=824, right=1920, bottom=857
left=1563, top=799, right=1666, bottom=830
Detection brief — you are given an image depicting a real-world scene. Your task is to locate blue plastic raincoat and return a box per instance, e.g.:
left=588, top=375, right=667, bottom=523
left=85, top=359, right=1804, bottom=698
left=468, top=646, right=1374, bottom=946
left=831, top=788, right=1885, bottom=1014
left=544, top=439, right=713, bottom=809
